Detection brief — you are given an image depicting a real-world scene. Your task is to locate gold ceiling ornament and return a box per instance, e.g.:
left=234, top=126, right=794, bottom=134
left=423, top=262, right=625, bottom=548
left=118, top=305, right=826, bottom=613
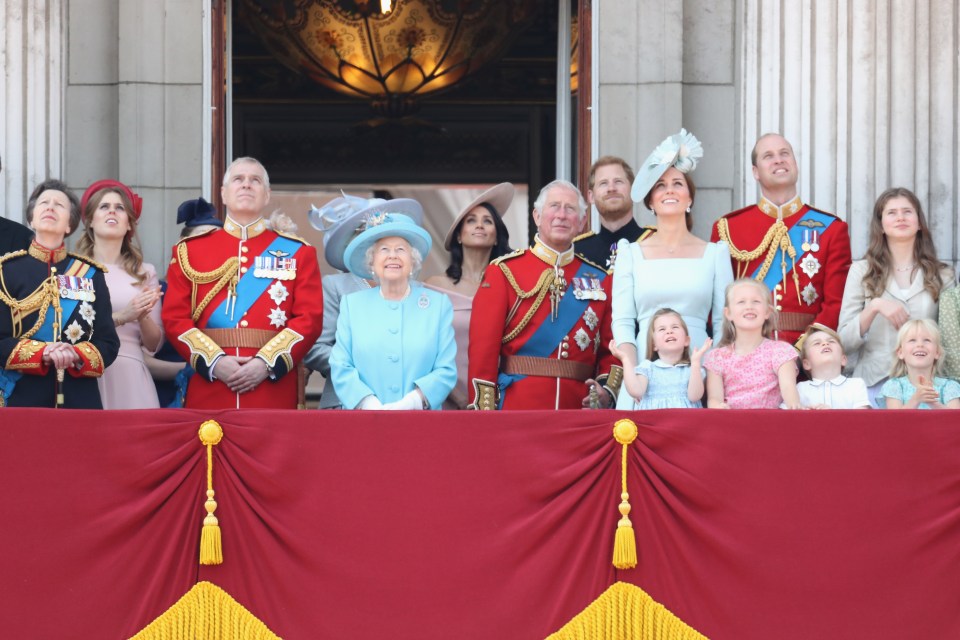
left=241, top=0, right=536, bottom=117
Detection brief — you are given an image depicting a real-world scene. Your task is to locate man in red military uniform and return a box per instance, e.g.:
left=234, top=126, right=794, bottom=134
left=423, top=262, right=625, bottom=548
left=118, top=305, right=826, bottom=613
left=468, top=179, right=622, bottom=410
left=711, top=134, right=852, bottom=344
left=162, top=157, right=323, bottom=409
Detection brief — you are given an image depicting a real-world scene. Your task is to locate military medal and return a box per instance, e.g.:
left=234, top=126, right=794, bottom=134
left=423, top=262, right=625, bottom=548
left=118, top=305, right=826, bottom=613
left=810, top=230, right=820, bottom=252
left=801, top=230, right=811, bottom=253
left=268, top=281, right=289, bottom=305
left=255, top=251, right=298, bottom=280
left=574, top=328, right=591, bottom=351
left=583, top=306, right=599, bottom=331
left=572, top=275, right=606, bottom=301
left=268, top=307, right=288, bottom=328
left=79, top=301, right=96, bottom=325
left=802, top=283, right=819, bottom=306
left=799, top=253, right=821, bottom=279
left=57, top=275, right=96, bottom=302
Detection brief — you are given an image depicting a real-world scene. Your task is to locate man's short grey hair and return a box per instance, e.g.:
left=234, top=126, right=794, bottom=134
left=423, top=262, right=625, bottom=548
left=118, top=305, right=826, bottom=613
left=364, top=238, right=423, bottom=283
left=222, top=157, right=271, bottom=188
left=532, top=179, right=588, bottom=220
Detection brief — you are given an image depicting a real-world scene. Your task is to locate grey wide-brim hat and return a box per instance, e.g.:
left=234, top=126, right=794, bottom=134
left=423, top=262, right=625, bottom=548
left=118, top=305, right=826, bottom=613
left=343, top=212, right=433, bottom=280
left=630, top=128, right=703, bottom=205
left=309, top=194, right=424, bottom=272
left=443, top=182, right=514, bottom=251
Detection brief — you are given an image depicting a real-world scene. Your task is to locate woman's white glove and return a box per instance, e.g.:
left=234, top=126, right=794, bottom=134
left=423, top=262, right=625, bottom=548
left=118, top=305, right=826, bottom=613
left=357, top=395, right=383, bottom=410
left=382, top=390, right=425, bottom=410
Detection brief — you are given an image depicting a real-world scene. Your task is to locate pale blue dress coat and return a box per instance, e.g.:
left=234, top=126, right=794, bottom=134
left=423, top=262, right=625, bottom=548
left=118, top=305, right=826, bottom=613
left=331, top=284, right=457, bottom=409
left=611, top=239, right=733, bottom=409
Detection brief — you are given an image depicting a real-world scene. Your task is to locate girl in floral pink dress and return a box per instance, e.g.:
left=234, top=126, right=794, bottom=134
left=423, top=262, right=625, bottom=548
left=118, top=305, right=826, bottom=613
left=704, top=279, right=800, bottom=409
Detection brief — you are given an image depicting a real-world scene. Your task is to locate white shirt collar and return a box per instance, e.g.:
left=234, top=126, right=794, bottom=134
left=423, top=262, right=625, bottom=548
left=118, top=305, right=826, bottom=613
left=806, top=374, right=847, bottom=387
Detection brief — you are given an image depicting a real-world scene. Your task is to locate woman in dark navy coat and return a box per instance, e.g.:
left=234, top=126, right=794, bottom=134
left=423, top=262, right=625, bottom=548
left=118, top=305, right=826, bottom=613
left=0, top=179, right=119, bottom=408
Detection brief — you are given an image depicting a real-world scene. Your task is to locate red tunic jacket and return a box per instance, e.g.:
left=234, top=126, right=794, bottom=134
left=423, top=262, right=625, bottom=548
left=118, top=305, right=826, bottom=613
left=162, top=217, right=323, bottom=409
left=468, top=240, right=620, bottom=410
left=711, top=197, right=852, bottom=344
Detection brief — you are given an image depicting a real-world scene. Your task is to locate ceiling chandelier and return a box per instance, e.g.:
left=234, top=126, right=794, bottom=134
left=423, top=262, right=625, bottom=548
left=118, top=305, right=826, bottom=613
left=241, top=0, right=536, bottom=117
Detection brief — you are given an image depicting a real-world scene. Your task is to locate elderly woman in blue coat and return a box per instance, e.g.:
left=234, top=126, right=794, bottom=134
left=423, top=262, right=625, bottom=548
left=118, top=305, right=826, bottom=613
left=330, top=212, right=457, bottom=410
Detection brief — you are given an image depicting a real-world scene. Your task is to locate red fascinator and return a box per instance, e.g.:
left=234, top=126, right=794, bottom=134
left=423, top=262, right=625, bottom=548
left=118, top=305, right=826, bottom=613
left=80, top=179, right=144, bottom=221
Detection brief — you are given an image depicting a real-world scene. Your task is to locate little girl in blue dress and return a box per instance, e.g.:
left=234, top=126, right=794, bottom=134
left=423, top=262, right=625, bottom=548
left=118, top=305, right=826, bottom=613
left=610, top=308, right=710, bottom=409
left=878, top=318, right=960, bottom=409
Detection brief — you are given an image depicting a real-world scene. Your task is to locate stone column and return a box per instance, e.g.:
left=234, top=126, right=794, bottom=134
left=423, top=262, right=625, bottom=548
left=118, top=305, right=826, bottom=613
left=1, top=0, right=64, bottom=223
left=65, top=0, right=205, bottom=272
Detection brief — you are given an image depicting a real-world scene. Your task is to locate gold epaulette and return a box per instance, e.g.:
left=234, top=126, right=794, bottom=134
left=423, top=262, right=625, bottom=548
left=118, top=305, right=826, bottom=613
left=0, top=250, right=27, bottom=265
left=575, top=254, right=610, bottom=275
left=637, top=226, right=657, bottom=242
left=490, top=248, right=524, bottom=266
left=573, top=230, right=597, bottom=242
left=175, top=226, right=219, bottom=244
left=67, top=252, right=108, bottom=273
left=275, top=230, right=309, bottom=244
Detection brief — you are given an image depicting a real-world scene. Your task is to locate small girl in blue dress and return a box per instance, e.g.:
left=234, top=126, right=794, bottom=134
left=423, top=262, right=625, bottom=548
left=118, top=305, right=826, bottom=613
left=878, top=318, right=960, bottom=409
left=610, top=307, right=710, bottom=409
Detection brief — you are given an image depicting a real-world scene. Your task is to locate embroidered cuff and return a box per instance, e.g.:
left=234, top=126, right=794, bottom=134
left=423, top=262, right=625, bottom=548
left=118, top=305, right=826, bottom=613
left=467, top=378, right=499, bottom=411
left=178, top=328, right=226, bottom=372
left=599, top=365, right=623, bottom=402
left=6, top=339, right=47, bottom=374
left=69, top=342, right=105, bottom=378
left=256, top=328, right=304, bottom=375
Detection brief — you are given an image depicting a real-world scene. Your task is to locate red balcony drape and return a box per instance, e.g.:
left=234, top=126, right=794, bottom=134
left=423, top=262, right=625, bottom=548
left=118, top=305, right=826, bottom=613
left=1, top=408, right=957, bottom=639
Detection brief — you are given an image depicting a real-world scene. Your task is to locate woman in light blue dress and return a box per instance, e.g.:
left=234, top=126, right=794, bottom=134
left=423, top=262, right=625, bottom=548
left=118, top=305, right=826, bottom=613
left=612, top=129, right=733, bottom=409
left=331, top=211, right=457, bottom=410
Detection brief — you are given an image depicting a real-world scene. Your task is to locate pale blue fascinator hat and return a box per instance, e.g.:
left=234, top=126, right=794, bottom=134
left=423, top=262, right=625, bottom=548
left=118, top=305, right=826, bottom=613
left=630, top=128, right=704, bottom=204
left=309, top=194, right=423, bottom=271
left=343, top=211, right=432, bottom=280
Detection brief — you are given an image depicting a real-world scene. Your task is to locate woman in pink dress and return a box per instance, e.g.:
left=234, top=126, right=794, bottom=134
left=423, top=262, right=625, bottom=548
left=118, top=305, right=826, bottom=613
left=425, top=183, right=514, bottom=409
left=77, top=180, right=163, bottom=409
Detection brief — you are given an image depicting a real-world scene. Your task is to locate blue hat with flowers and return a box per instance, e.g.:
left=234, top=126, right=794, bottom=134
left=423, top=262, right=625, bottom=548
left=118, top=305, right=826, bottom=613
left=630, top=128, right=703, bottom=204
left=309, top=194, right=423, bottom=271
left=343, top=210, right=432, bottom=280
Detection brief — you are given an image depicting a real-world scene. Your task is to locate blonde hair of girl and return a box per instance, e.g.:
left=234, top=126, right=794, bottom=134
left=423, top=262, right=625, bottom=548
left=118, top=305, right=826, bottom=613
left=889, top=318, right=944, bottom=379
left=717, top=278, right=778, bottom=347
left=645, top=308, right=692, bottom=364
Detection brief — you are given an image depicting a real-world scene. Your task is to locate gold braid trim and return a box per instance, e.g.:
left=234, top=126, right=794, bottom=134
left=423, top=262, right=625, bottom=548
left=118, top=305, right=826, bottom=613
left=0, top=263, right=60, bottom=340
left=498, top=263, right=556, bottom=343
left=176, top=243, right=240, bottom=322
left=716, top=216, right=790, bottom=281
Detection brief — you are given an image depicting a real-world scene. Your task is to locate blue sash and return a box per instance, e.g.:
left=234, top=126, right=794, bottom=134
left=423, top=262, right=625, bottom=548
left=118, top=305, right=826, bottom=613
left=2, top=258, right=95, bottom=404
left=497, top=261, right=601, bottom=406
left=753, top=209, right=835, bottom=290
left=207, top=235, right=301, bottom=329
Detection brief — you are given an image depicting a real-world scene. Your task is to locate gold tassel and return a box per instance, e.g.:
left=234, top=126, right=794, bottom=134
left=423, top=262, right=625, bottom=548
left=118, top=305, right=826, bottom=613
left=198, top=420, right=224, bottom=565
left=546, top=581, right=708, bottom=640
left=612, top=419, right=638, bottom=570
left=130, top=581, right=281, bottom=640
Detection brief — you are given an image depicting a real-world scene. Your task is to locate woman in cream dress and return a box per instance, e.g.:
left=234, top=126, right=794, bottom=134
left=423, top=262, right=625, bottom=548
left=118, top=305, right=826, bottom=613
left=838, top=187, right=954, bottom=405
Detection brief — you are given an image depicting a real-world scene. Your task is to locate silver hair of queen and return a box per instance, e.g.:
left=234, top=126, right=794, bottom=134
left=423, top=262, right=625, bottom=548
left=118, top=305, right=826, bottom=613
left=363, top=240, right=424, bottom=284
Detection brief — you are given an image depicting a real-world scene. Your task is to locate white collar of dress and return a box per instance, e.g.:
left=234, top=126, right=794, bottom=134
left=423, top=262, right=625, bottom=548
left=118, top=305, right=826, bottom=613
left=531, top=234, right=574, bottom=267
